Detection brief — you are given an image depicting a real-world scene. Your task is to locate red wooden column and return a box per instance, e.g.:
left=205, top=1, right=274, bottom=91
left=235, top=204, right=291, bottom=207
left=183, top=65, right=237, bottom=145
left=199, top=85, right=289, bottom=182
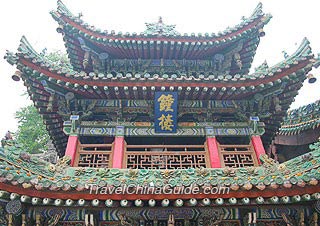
left=112, top=126, right=125, bottom=168
left=65, top=135, right=78, bottom=166
left=206, top=136, right=221, bottom=168
left=251, top=135, right=266, bottom=164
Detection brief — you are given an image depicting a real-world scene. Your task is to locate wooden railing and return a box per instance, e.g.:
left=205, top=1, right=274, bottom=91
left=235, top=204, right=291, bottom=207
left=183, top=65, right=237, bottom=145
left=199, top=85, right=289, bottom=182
left=124, top=144, right=209, bottom=169
left=218, top=144, right=258, bottom=168
left=74, top=142, right=113, bottom=168
left=72, top=141, right=257, bottom=169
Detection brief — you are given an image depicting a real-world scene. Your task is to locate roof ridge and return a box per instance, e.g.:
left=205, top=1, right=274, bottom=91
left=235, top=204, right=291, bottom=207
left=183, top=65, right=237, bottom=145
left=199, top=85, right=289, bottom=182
left=264, top=38, right=313, bottom=72
left=0, top=141, right=319, bottom=200
left=288, top=98, right=320, bottom=113
left=251, top=2, right=264, bottom=17
left=291, top=37, right=312, bottom=58
left=56, top=0, right=73, bottom=17
left=4, top=36, right=41, bottom=67
left=18, top=36, right=42, bottom=59
left=51, top=2, right=271, bottom=40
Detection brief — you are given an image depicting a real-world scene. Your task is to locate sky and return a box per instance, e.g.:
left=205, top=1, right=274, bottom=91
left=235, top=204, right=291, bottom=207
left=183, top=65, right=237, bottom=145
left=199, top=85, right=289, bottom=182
left=0, top=0, right=319, bottom=137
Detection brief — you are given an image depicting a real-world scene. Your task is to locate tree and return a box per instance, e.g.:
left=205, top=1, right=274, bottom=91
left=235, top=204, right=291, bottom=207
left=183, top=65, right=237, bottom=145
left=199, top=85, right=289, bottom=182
left=13, top=50, right=67, bottom=154
left=15, top=105, right=50, bottom=154
left=42, top=49, right=70, bottom=67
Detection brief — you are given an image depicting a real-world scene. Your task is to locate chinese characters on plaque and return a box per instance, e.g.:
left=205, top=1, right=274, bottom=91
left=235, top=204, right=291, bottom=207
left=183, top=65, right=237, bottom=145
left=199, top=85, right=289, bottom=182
left=154, top=92, right=178, bottom=133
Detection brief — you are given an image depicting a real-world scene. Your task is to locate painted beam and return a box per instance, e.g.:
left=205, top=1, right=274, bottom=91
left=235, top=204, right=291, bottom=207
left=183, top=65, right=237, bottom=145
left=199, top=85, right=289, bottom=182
left=251, top=135, right=266, bottom=164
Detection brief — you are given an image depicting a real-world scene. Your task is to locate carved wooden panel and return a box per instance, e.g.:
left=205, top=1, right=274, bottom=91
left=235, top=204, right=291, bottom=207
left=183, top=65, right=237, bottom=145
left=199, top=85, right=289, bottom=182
left=77, top=153, right=111, bottom=168
left=218, top=144, right=258, bottom=168
left=125, top=145, right=209, bottom=169
left=74, top=143, right=113, bottom=168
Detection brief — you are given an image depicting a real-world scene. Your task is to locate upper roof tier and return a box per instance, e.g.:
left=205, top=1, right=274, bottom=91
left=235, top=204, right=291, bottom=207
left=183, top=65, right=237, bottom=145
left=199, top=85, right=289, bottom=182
left=50, top=1, right=272, bottom=75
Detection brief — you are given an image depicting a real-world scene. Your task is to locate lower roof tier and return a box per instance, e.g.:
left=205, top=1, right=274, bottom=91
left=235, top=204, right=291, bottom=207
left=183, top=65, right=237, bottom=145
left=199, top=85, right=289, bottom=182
left=7, top=36, right=318, bottom=95
left=0, top=141, right=319, bottom=207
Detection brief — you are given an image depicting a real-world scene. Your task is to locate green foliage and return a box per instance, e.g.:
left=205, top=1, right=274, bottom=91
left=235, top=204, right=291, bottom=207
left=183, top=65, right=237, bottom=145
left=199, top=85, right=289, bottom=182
left=42, top=49, right=71, bottom=68
left=15, top=105, right=50, bottom=154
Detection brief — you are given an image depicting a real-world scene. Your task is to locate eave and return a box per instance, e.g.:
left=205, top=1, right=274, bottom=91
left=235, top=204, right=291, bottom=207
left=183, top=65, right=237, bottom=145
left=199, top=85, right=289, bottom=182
left=279, top=99, right=320, bottom=136
left=11, top=37, right=315, bottom=99
left=6, top=36, right=318, bottom=147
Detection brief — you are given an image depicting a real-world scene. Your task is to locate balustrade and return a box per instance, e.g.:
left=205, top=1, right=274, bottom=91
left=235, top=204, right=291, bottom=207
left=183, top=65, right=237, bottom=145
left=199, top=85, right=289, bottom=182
left=218, top=144, right=258, bottom=167
left=73, top=141, right=258, bottom=169
left=124, top=144, right=209, bottom=169
left=74, top=143, right=113, bottom=168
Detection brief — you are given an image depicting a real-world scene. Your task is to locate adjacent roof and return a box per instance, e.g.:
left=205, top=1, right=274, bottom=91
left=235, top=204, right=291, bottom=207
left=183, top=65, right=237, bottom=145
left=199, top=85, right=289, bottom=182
left=50, top=1, right=272, bottom=75
left=279, top=100, right=320, bottom=135
left=0, top=141, right=319, bottom=207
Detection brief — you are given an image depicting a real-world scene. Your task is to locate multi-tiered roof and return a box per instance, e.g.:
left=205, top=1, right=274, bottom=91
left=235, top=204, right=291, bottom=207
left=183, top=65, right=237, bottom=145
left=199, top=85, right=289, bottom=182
left=5, top=1, right=320, bottom=155
left=1, top=1, right=320, bottom=221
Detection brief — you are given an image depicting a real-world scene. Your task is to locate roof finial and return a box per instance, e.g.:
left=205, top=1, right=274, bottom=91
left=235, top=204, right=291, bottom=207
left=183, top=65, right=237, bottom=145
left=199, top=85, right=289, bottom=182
left=144, top=17, right=179, bottom=36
